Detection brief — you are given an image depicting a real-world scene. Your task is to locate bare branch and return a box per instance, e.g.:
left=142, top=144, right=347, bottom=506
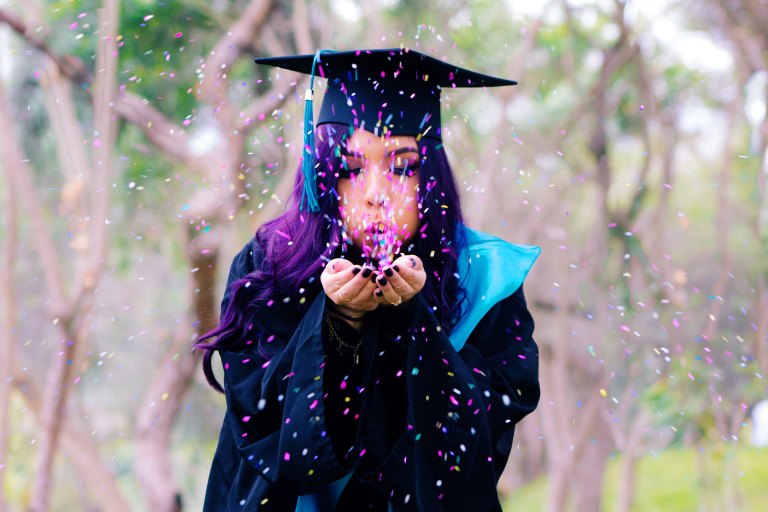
left=292, top=0, right=313, bottom=54
left=114, top=93, right=191, bottom=162
left=39, top=60, right=92, bottom=193
left=0, top=8, right=91, bottom=83
left=557, top=43, right=635, bottom=142
left=713, top=0, right=765, bottom=71
left=197, top=0, right=275, bottom=108
left=0, top=64, right=69, bottom=321
left=471, top=7, right=549, bottom=226
left=86, top=1, right=119, bottom=278
left=258, top=22, right=291, bottom=56
left=236, top=77, right=298, bottom=132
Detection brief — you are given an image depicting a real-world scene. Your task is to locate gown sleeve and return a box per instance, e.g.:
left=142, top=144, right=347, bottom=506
left=353, top=284, right=540, bottom=512
left=219, top=293, right=353, bottom=490
left=205, top=241, right=353, bottom=510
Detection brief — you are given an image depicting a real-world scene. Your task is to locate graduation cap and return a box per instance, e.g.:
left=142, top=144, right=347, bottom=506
left=254, top=48, right=517, bottom=212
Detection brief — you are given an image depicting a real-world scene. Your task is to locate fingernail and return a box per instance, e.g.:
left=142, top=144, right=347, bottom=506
left=393, top=265, right=400, bottom=272
left=409, top=257, right=416, bottom=268
left=362, top=267, right=373, bottom=278
left=352, top=266, right=361, bottom=275
left=377, top=276, right=388, bottom=286
left=375, top=289, right=383, bottom=297
left=384, top=267, right=393, bottom=277
left=370, top=272, right=378, bottom=283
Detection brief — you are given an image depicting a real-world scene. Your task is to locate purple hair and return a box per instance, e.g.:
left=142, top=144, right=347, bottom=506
left=196, top=123, right=468, bottom=392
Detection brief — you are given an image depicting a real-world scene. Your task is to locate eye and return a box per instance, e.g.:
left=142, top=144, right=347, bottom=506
left=339, top=154, right=364, bottom=179
left=390, top=156, right=420, bottom=176
left=339, top=167, right=362, bottom=179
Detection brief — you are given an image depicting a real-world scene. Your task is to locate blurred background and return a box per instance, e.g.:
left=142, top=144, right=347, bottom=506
left=1, top=0, right=767, bottom=510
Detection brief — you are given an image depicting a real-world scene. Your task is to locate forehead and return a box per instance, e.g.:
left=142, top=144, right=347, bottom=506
left=346, top=129, right=418, bottom=151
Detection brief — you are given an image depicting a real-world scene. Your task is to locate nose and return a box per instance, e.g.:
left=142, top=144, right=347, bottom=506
left=361, top=166, right=389, bottom=208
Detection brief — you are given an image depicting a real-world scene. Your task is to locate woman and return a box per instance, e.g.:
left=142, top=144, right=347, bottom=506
left=197, top=48, right=540, bottom=511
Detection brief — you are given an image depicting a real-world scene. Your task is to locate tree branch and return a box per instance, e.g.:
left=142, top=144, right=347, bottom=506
left=236, top=77, right=298, bottom=131
left=292, top=0, right=313, bottom=54
left=0, top=8, right=90, bottom=83
left=196, top=0, right=275, bottom=110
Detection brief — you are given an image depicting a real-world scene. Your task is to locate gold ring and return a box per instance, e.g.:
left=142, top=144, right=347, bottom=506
left=392, top=283, right=405, bottom=292
left=390, top=295, right=403, bottom=307
left=336, top=290, right=351, bottom=304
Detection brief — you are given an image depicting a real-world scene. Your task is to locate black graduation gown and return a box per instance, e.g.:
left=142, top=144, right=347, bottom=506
left=202, top=240, right=540, bottom=511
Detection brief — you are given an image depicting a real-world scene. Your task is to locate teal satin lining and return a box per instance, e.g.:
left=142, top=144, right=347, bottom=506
left=295, top=473, right=351, bottom=511
left=450, top=227, right=540, bottom=351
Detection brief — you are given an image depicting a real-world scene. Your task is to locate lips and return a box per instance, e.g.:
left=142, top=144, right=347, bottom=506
left=366, top=220, right=389, bottom=234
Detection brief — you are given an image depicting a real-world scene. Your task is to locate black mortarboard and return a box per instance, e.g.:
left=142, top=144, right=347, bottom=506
left=254, top=48, right=517, bottom=211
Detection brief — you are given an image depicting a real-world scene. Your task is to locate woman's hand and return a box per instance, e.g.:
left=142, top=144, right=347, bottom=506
left=373, top=254, right=426, bottom=307
left=321, top=258, right=380, bottom=317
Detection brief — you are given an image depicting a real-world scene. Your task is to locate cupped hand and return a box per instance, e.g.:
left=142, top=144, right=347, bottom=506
left=321, top=258, right=380, bottom=316
left=373, top=254, right=426, bottom=307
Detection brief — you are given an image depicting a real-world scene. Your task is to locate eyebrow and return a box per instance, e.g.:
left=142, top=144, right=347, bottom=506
left=341, top=146, right=419, bottom=158
left=391, top=147, right=419, bottom=156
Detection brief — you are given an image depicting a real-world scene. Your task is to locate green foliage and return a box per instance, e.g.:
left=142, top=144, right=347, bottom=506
left=49, top=0, right=216, bottom=118
left=502, top=445, right=768, bottom=512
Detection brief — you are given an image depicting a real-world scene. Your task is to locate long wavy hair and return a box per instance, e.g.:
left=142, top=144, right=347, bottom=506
left=196, top=123, right=468, bottom=392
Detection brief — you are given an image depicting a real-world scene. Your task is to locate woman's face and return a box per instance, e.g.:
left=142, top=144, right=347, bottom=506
left=336, top=128, right=421, bottom=266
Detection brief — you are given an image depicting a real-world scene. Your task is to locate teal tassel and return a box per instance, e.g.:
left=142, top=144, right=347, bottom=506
left=300, top=50, right=323, bottom=213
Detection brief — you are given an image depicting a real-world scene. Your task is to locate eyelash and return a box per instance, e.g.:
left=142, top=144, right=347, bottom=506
left=339, top=160, right=420, bottom=178
left=341, top=167, right=416, bottom=177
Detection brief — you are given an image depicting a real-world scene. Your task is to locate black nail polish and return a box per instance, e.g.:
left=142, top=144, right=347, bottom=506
left=393, top=265, right=400, bottom=272
left=370, top=272, right=378, bottom=283
left=375, top=289, right=383, bottom=297
left=378, top=276, right=388, bottom=286
left=384, top=267, right=393, bottom=277
left=362, top=267, right=373, bottom=278
left=352, top=267, right=361, bottom=275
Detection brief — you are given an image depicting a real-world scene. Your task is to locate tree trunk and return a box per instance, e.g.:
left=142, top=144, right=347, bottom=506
left=617, top=452, right=637, bottom=512
left=12, top=370, right=131, bottom=512
left=572, top=417, right=611, bottom=512
left=133, top=247, right=216, bottom=512
left=29, top=4, right=119, bottom=508
left=546, top=470, right=572, bottom=512
left=0, top=78, right=20, bottom=512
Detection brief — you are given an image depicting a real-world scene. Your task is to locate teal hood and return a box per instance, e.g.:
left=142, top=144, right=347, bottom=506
left=449, top=227, right=540, bottom=351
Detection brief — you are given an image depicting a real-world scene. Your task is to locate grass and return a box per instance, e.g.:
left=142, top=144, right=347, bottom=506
left=502, top=445, right=768, bottom=511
